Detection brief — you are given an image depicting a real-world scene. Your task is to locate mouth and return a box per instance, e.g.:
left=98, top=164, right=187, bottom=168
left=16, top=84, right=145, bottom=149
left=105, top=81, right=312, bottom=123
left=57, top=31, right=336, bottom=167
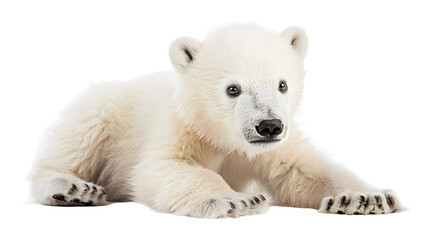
left=249, top=139, right=282, bottom=144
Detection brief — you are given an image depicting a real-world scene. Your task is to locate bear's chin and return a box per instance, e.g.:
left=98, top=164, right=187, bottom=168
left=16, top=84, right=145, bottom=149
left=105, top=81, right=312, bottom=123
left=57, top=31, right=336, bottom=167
left=244, top=138, right=285, bottom=154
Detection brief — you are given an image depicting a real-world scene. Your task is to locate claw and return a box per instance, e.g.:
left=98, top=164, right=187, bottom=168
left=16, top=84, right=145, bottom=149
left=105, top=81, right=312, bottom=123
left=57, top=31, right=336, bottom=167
left=326, top=198, right=334, bottom=212
left=52, top=193, right=65, bottom=201
left=340, top=196, right=347, bottom=207
left=68, top=184, right=77, bottom=194
left=386, top=195, right=395, bottom=208
left=83, top=184, right=90, bottom=192
left=253, top=197, right=261, bottom=204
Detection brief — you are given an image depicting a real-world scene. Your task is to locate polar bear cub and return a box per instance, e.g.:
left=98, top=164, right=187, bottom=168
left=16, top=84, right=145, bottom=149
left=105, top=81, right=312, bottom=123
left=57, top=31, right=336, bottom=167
left=29, top=24, right=404, bottom=217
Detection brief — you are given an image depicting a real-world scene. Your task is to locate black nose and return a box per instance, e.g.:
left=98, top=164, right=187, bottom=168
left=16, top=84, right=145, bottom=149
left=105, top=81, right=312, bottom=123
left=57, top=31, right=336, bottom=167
left=256, top=119, right=283, bottom=138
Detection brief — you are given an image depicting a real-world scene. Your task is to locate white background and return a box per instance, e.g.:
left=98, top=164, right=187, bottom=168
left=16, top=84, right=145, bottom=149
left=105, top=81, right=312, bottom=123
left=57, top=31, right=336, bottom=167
left=1, top=0, right=428, bottom=239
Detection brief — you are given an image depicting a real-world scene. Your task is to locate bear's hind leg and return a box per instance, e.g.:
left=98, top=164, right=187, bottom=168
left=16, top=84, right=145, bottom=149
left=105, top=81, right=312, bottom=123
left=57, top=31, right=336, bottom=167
left=33, top=173, right=108, bottom=206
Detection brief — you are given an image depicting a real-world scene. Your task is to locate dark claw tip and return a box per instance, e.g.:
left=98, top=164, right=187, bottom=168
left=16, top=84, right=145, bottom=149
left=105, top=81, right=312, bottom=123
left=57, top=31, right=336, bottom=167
left=241, top=200, right=248, bottom=207
left=249, top=199, right=256, bottom=206
left=386, top=195, right=395, bottom=206
left=374, top=195, right=382, bottom=204
left=259, top=194, right=266, bottom=201
left=52, top=193, right=65, bottom=201
left=253, top=197, right=261, bottom=204
left=229, top=202, right=236, bottom=209
left=72, top=198, right=80, bottom=203
left=326, top=198, right=334, bottom=211
left=337, top=210, right=345, bottom=215
left=353, top=211, right=362, bottom=215
left=340, top=196, right=347, bottom=206
left=68, top=184, right=77, bottom=194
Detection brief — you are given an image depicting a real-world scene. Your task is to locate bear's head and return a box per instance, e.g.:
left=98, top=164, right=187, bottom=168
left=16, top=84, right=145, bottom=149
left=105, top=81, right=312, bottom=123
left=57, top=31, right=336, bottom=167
left=170, top=24, right=307, bottom=157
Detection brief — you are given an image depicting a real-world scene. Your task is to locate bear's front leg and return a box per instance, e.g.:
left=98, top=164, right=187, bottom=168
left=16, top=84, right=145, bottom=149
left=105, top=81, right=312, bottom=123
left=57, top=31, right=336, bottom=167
left=251, top=134, right=405, bottom=215
left=132, top=158, right=269, bottom=218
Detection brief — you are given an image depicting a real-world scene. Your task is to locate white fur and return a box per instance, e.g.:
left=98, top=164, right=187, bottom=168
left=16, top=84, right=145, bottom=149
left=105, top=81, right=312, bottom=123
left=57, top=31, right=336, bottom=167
left=29, top=24, right=404, bottom=217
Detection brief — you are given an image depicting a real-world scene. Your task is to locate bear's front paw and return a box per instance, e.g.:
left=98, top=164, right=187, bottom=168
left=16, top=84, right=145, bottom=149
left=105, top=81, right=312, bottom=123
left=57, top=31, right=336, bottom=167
left=318, top=190, right=405, bottom=215
left=184, top=193, right=270, bottom=218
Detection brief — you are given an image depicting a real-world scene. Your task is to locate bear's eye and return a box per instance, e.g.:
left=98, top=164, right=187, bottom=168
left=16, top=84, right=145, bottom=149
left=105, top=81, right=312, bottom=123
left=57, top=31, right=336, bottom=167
left=226, top=85, right=240, bottom=97
left=278, top=80, right=288, bottom=93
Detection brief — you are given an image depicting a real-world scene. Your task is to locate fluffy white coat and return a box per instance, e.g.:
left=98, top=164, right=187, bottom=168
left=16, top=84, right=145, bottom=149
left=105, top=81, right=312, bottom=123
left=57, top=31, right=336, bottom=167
left=29, top=24, right=404, bottom=217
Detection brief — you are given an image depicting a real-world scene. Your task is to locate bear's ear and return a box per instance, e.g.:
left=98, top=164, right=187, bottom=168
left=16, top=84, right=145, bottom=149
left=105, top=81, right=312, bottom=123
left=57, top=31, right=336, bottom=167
left=280, top=27, right=308, bottom=59
left=169, top=37, right=201, bottom=73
